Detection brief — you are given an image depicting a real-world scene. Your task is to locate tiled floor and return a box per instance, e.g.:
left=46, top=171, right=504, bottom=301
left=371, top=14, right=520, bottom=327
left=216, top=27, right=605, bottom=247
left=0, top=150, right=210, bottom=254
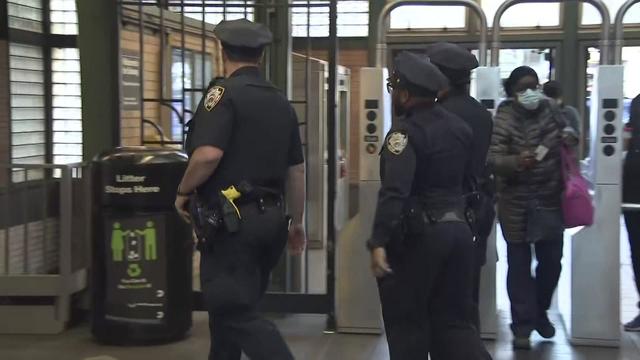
left=0, top=220, right=639, bottom=360
left=0, top=311, right=638, bottom=360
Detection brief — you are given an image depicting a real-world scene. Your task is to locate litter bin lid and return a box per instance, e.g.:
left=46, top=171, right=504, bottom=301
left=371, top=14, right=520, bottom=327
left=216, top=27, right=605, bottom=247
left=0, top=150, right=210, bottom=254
left=94, top=146, right=188, bottom=164
left=93, top=147, right=188, bottom=208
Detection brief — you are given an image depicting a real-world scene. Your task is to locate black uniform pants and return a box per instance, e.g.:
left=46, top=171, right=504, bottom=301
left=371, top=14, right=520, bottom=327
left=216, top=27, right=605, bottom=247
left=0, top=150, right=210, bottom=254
left=625, top=211, right=640, bottom=306
left=471, top=234, right=488, bottom=331
left=200, top=204, right=293, bottom=360
left=377, top=222, right=492, bottom=360
left=506, top=238, right=563, bottom=337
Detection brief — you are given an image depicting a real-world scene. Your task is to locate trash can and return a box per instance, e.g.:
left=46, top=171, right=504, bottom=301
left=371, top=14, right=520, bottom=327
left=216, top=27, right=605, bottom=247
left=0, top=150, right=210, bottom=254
left=91, top=147, right=192, bottom=344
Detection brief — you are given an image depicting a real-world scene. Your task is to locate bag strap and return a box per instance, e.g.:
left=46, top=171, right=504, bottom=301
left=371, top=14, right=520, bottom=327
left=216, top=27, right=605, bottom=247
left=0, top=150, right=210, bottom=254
left=549, top=103, right=568, bottom=132
left=561, top=143, right=580, bottom=181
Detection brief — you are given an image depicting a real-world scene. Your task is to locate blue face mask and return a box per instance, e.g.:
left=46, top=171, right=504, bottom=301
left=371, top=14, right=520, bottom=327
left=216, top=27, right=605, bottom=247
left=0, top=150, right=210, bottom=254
left=517, top=88, right=544, bottom=110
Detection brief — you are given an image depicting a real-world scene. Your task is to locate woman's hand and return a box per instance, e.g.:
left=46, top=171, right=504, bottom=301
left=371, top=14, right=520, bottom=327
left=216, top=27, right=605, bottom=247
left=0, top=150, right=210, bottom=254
left=562, top=127, right=579, bottom=147
left=517, top=150, right=537, bottom=170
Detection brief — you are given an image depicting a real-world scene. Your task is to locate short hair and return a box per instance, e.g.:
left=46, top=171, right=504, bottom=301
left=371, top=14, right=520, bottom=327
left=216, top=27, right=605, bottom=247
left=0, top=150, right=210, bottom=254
left=397, top=74, right=438, bottom=99
left=543, top=80, right=562, bottom=99
left=222, top=42, right=264, bottom=63
left=503, top=66, right=539, bottom=97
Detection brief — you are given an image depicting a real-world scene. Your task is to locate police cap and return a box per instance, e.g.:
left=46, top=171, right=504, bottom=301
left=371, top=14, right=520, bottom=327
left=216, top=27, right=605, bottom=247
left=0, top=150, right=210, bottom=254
left=425, top=42, right=479, bottom=71
left=214, top=19, right=273, bottom=49
left=394, top=51, right=449, bottom=93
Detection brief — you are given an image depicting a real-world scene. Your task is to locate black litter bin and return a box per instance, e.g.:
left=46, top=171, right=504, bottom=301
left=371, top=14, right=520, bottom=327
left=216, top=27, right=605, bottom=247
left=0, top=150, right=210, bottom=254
left=91, top=147, right=192, bottom=345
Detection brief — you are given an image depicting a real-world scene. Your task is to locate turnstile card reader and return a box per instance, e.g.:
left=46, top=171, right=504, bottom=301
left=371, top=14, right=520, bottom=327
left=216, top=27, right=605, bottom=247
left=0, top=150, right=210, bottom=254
left=359, top=67, right=392, bottom=182
left=561, top=65, right=623, bottom=347
left=589, top=66, right=624, bottom=185
left=336, top=67, right=390, bottom=334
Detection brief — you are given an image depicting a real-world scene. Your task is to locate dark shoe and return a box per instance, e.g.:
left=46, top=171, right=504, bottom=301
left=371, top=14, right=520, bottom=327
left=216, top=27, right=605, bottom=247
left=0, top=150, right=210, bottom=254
left=624, top=314, right=640, bottom=332
left=536, top=317, right=556, bottom=339
left=512, top=336, right=531, bottom=350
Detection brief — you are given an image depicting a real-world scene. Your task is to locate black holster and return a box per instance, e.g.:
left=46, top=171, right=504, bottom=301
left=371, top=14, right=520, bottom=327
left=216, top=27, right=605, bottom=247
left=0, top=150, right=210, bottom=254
left=189, top=196, right=222, bottom=251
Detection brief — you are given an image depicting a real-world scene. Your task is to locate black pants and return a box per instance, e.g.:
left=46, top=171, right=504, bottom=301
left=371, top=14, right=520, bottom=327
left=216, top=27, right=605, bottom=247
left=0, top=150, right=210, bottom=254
left=506, top=239, right=563, bottom=337
left=471, top=234, right=488, bottom=331
left=378, top=222, right=492, bottom=360
left=200, top=204, right=292, bottom=360
left=625, top=211, right=640, bottom=305
left=471, top=253, right=482, bottom=332
left=471, top=197, right=496, bottom=332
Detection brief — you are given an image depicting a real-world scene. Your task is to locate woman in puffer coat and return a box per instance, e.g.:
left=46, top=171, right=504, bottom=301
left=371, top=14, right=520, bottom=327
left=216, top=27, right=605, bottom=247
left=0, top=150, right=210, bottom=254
left=489, top=66, right=577, bottom=350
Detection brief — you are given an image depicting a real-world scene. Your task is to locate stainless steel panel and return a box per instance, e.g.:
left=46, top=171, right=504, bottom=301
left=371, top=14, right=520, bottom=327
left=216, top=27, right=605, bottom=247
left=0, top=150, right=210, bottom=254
left=336, top=181, right=383, bottom=334
left=479, top=225, right=498, bottom=339
left=566, top=185, right=621, bottom=347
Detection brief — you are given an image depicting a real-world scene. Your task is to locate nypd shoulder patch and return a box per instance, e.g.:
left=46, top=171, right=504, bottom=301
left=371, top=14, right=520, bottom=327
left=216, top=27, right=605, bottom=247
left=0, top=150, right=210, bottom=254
left=204, top=86, right=225, bottom=112
left=386, top=131, right=408, bottom=155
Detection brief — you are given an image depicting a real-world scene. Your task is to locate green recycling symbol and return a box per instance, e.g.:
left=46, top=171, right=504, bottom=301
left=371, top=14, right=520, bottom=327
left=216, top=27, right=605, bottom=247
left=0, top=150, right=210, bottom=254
left=128, top=264, right=142, bottom=277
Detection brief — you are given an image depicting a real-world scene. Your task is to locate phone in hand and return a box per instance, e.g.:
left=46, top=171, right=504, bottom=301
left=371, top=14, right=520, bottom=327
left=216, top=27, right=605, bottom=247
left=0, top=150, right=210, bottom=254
left=534, top=145, right=549, bottom=161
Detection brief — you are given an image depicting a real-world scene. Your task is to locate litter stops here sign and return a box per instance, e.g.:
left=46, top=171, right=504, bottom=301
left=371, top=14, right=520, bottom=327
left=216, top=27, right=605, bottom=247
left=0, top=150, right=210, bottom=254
left=105, top=215, right=167, bottom=323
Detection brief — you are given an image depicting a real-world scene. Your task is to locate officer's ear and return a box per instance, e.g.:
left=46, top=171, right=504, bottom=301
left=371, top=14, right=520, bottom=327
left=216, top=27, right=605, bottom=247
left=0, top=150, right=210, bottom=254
left=398, top=88, right=410, bottom=104
left=221, top=50, right=229, bottom=73
left=437, top=88, right=449, bottom=100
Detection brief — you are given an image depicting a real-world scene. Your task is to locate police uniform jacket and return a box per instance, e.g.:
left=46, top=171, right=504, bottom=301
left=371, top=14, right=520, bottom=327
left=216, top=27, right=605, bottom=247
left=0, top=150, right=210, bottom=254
left=185, top=66, right=304, bottom=205
left=440, top=89, right=493, bottom=182
left=367, top=103, right=474, bottom=249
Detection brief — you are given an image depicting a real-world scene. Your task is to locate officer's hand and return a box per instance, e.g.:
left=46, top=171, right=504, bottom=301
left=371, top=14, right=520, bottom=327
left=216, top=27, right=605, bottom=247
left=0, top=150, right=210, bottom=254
left=288, top=223, right=306, bottom=255
left=175, top=195, right=191, bottom=223
left=371, top=247, right=392, bottom=278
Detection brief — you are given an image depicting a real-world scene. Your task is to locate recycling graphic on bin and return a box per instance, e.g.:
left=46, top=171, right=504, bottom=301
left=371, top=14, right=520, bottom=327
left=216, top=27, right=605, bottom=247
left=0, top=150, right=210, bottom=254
left=105, top=215, right=167, bottom=322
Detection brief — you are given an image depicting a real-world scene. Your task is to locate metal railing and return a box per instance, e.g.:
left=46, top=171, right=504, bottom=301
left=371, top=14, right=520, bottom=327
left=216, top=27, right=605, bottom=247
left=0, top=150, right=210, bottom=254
left=0, top=163, right=90, bottom=334
left=376, top=0, right=489, bottom=67
left=491, top=0, right=612, bottom=66
left=614, top=0, right=640, bottom=65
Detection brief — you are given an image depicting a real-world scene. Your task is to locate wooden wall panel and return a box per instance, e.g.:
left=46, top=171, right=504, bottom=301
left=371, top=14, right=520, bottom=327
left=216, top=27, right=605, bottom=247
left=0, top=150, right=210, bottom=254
left=119, top=26, right=221, bottom=146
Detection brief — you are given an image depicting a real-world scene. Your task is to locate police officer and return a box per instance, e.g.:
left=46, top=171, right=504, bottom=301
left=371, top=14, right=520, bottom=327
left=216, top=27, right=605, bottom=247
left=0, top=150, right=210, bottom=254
left=426, top=42, right=496, bottom=331
left=174, top=19, right=306, bottom=360
left=368, top=51, right=491, bottom=360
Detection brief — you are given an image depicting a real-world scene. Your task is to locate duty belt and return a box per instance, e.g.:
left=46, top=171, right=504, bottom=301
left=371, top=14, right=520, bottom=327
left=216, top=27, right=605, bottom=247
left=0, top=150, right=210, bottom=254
left=235, top=194, right=282, bottom=209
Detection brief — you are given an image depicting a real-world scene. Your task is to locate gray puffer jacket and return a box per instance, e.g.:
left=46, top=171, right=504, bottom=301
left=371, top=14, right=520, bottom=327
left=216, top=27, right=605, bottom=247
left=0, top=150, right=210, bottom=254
left=489, top=99, right=565, bottom=243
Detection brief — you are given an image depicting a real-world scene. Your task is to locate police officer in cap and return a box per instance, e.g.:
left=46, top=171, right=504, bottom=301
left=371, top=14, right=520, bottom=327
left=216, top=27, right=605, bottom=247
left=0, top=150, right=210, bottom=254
left=426, top=42, right=496, bottom=331
left=175, top=19, right=305, bottom=360
left=369, top=51, right=491, bottom=360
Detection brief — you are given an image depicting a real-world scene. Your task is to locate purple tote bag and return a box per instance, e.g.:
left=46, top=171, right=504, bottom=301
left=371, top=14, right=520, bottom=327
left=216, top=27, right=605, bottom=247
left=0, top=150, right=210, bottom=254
left=561, top=145, right=594, bottom=228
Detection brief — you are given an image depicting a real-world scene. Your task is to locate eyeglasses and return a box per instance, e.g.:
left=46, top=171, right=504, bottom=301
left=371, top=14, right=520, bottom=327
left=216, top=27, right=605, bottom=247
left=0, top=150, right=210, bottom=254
left=386, top=76, right=398, bottom=94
